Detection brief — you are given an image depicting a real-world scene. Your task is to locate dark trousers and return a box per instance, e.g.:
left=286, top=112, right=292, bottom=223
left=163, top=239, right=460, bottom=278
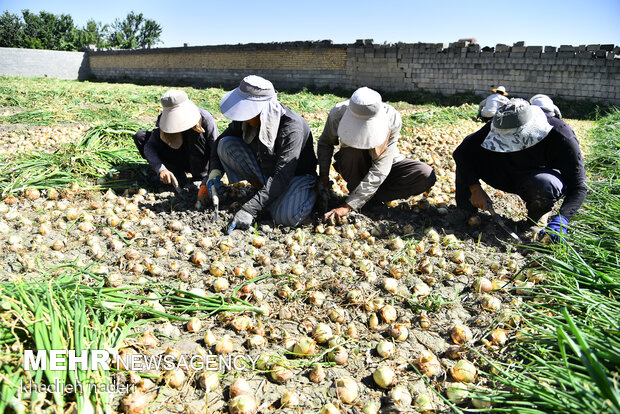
left=134, top=130, right=191, bottom=186
left=334, top=147, right=436, bottom=203
left=455, top=161, right=564, bottom=221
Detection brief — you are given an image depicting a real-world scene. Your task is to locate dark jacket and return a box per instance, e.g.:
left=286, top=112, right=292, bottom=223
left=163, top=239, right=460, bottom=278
left=210, top=105, right=317, bottom=217
left=144, top=108, right=218, bottom=181
left=453, top=117, right=586, bottom=220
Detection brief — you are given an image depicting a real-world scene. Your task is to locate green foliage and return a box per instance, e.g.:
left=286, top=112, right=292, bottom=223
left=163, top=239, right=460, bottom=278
left=0, top=9, right=160, bottom=51
left=108, top=11, right=161, bottom=49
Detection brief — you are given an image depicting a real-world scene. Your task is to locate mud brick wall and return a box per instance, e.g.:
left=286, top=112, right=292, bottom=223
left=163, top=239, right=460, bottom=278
left=88, top=42, right=347, bottom=90
left=0, top=47, right=90, bottom=80
left=86, top=40, right=619, bottom=105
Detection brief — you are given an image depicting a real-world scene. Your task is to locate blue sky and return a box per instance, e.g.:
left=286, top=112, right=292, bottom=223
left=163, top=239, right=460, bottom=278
left=2, top=0, right=619, bottom=48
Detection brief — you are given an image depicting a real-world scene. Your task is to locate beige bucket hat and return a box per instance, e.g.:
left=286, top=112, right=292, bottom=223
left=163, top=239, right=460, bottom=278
left=482, top=98, right=553, bottom=153
left=337, top=87, right=390, bottom=150
left=159, top=90, right=201, bottom=134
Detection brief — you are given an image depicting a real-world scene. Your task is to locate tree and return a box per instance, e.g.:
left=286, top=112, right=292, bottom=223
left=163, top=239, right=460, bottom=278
left=73, top=19, right=110, bottom=50
left=108, top=11, right=161, bottom=49
left=21, top=10, right=77, bottom=51
left=0, top=11, right=24, bottom=48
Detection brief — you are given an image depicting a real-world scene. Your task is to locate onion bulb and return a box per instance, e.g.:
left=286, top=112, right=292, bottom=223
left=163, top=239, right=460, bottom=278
left=119, top=390, right=155, bottom=414
left=334, top=376, right=358, bottom=404
left=450, top=324, right=473, bottom=345
left=446, top=382, right=469, bottom=403
left=165, top=369, right=185, bottom=388
left=319, top=403, right=341, bottom=414
left=380, top=304, right=397, bottom=324
left=373, top=365, right=395, bottom=388
left=293, top=336, right=316, bottom=357
left=229, top=394, right=257, bottom=414
left=199, top=371, right=219, bottom=392
left=313, top=323, right=333, bottom=344
left=389, top=385, right=412, bottom=408
left=229, top=378, right=252, bottom=398
left=269, top=363, right=293, bottom=384
left=309, top=364, right=326, bottom=383
left=450, top=360, right=478, bottom=383
left=187, top=317, right=202, bottom=333
left=376, top=340, right=395, bottom=358
left=415, top=350, right=442, bottom=377
left=414, top=393, right=435, bottom=413
left=280, top=390, right=299, bottom=408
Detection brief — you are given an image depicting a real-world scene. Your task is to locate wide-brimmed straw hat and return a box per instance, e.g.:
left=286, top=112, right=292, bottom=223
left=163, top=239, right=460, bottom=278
left=481, top=98, right=553, bottom=153
left=220, top=75, right=277, bottom=121
left=159, top=90, right=201, bottom=134
left=530, top=94, right=562, bottom=118
left=337, top=87, right=390, bottom=150
left=492, top=86, right=508, bottom=96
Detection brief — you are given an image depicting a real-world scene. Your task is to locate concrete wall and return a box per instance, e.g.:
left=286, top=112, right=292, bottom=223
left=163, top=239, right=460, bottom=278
left=0, top=47, right=90, bottom=80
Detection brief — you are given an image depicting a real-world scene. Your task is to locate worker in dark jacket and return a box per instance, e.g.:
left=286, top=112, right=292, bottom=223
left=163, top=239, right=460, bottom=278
left=205, top=75, right=317, bottom=231
left=134, top=89, right=218, bottom=191
left=453, top=98, right=586, bottom=241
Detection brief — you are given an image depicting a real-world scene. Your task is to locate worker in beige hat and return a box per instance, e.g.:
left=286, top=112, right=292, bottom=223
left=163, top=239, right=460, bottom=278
left=133, top=89, right=218, bottom=195
left=317, top=87, right=436, bottom=223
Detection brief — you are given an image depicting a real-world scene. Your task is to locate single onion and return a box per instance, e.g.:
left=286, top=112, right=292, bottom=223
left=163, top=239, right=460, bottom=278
left=450, top=324, right=473, bottom=345
left=229, top=378, right=252, bottom=398
left=334, top=376, right=358, bottom=404
left=269, top=363, right=293, bottom=384
left=373, top=365, right=395, bottom=388
left=187, top=317, right=202, bottom=333
left=293, top=336, right=316, bottom=357
left=229, top=394, right=257, bottom=414
left=165, top=369, right=185, bottom=389
left=376, top=340, right=395, bottom=358
left=450, top=360, right=478, bottom=383
left=119, top=390, right=155, bottom=414
left=380, top=304, right=397, bottom=324
left=199, top=371, right=219, bottom=392
left=280, top=390, right=299, bottom=408
left=362, top=400, right=380, bottom=414
left=446, top=382, right=469, bottom=404
left=389, top=385, right=412, bottom=408
left=309, top=364, right=326, bottom=383
left=319, top=403, right=341, bottom=414
left=414, top=393, right=435, bottom=413
left=313, top=323, right=333, bottom=344
left=215, top=335, right=234, bottom=355
left=204, top=330, right=217, bottom=346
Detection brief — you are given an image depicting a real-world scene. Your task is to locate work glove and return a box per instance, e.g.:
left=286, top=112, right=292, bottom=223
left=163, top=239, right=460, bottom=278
left=206, top=169, right=222, bottom=197
left=196, top=184, right=210, bottom=209
left=539, top=214, right=569, bottom=243
left=227, top=209, right=254, bottom=234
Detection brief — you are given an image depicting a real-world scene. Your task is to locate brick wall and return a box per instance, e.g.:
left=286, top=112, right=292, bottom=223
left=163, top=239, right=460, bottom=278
left=88, top=42, right=347, bottom=89
left=0, top=47, right=90, bottom=80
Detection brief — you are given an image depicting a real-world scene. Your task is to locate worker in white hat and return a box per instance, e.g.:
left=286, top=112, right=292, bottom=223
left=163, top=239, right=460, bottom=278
left=134, top=89, right=218, bottom=193
left=478, top=86, right=509, bottom=121
left=206, top=75, right=318, bottom=232
left=530, top=94, right=562, bottom=119
left=317, top=87, right=436, bottom=223
left=453, top=98, right=587, bottom=242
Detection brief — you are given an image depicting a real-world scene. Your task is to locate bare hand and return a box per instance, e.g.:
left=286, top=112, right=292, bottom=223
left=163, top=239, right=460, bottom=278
left=160, top=169, right=179, bottom=187
left=323, top=203, right=351, bottom=225
left=469, top=184, right=491, bottom=211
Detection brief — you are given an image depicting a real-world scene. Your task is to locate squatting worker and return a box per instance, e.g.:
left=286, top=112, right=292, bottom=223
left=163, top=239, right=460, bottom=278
left=530, top=94, right=562, bottom=119
left=134, top=89, right=218, bottom=193
left=206, top=75, right=318, bottom=231
left=453, top=98, right=586, bottom=242
left=317, top=87, right=436, bottom=223
left=478, top=86, right=509, bottom=121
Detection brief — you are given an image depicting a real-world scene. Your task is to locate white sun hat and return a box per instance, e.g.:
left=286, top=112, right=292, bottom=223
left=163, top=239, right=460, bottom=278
left=492, top=86, right=508, bottom=96
left=159, top=90, right=201, bottom=134
left=482, top=98, right=553, bottom=153
left=337, top=87, right=390, bottom=150
left=530, top=94, right=562, bottom=118
left=220, top=75, right=277, bottom=121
